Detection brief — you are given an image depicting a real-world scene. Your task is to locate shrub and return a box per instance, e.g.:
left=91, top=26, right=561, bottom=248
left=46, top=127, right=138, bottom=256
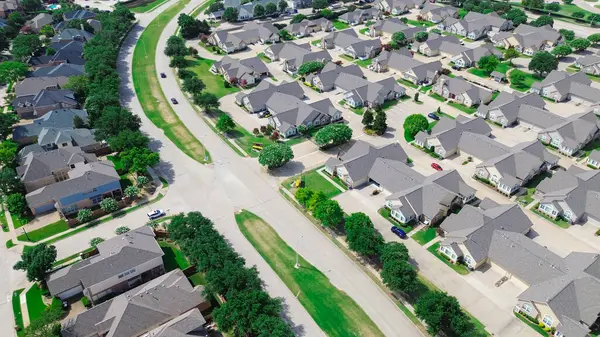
left=81, top=297, right=90, bottom=308
left=136, top=175, right=150, bottom=187
left=77, top=208, right=92, bottom=223
left=115, top=226, right=130, bottom=235
left=100, top=198, right=119, bottom=213
left=90, top=237, right=104, bottom=247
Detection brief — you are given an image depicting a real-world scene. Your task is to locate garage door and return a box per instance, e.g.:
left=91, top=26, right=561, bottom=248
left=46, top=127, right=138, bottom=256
left=57, top=285, right=83, bottom=300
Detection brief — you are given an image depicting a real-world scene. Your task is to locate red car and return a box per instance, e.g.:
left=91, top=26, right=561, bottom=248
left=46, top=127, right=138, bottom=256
left=431, top=163, right=443, bottom=171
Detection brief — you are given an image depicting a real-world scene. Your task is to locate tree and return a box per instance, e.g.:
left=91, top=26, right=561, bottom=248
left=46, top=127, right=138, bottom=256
left=551, top=45, right=572, bottom=57
left=108, top=130, right=149, bottom=152
left=253, top=4, right=265, bottom=17
left=182, top=76, right=206, bottom=94
left=194, top=92, right=220, bottom=112
left=559, top=29, right=575, bottom=41
left=115, top=226, right=130, bottom=235
left=403, top=114, right=429, bottom=138
left=205, top=260, right=262, bottom=298
left=295, top=188, right=314, bottom=207
left=391, top=31, right=406, bottom=49
left=178, top=13, right=203, bottom=39
left=505, top=8, right=527, bottom=25
left=90, top=237, right=105, bottom=247
left=265, top=2, right=277, bottom=15
left=205, top=1, right=224, bottom=14
left=314, top=124, right=352, bottom=148
left=532, top=15, right=554, bottom=27
left=312, top=0, right=328, bottom=9
left=253, top=315, right=295, bottom=337
left=0, top=29, right=8, bottom=53
left=13, top=243, right=56, bottom=282
left=296, top=124, right=309, bottom=135
left=0, top=61, right=28, bottom=84
left=291, top=14, right=307, bottom=23
left=0, top=112, right=18, bottom=140
left=545, top=2, right=560, bottom=11
left=124, top=185, right=140, bottom=199
left=94, top=106, right=142, bottom=140
left=21, top=0, right=42, bottom=12
left=503, top=48, right=520, bottom=63
left=313, top=199, right=344, bottom=227
left=73, top=115, right=87, bottom=129
left=100, top=198, right=119, bottom=213
left=22, top=301, right=62, bottom=337
left=164, top=35, right=189, bottom=57
left=372, top=110, right=387, bottom=135
left=415, top=291, right=474, bottom=336
left=362, top=109, right=374, bottom=127
left=477, top=55, right=500, bottom=74
left=136, top=175, right=150, bottom=187
left=77, top=208, right=92, bottom=223
left=589, top=13, right=600, bottom=23
left=64, top=75, right=89, bottom=103
left=345, top=213, right=384, bottom=257
left=522, top=0, right=544, bottom=9
left=570, top=37, right=591, bottom=51
left=511, top=72, right=526, bottom=87
left=0, top=167, right=23, bottom=195
left=279, top=0, right=288, bottom=12
left=297, top=61, right=325, bottom=75
left=414, top=31, right=428, bottom=42
left=381, top=242, right=409, bottom=265
left=572, top=11, right=585, bottom=19
left=528, top=51, right=558, bottom=76
left=0, top=140, right=18, bottom=167
left=11, top=34, right=41, bottom=60
left=216, top=114, right=236, bottom=133
left=258, top=143, right=294, bottom=169
left=223, top=7, right=239, bottom=22
left=513, top=15, right=527, bottom=26
left=589, top=33, right=600, bottom=45
left=307, top=191, right=327, bottom=211
left=381, top=258, right=419, bottom=293
left=120, top=147, right=160, bottom=174
left=170, top=55, right=188, bottom=68
left=7, top=193, right=27, bottom=215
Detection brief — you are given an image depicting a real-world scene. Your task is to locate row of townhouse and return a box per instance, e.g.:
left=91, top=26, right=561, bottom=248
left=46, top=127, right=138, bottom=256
left=437, top=199, right=600, bottom=337
left=208, top=22, right=280, bottom=54
left=412, top=34, right=468, bottom=57
left=264, top=42, right=332, bottom=74
left=368, top=17, right=426, bottom=41
left=437, top=11, right=512, bottom=40
left=575, top=54, right=600, bottom=76
left=374, top=0, right=427, bottom=14
left=221, top=0, right=310, bottom=20
left=531, top=70, right=600, bottom=108
left=283, top=18, right=332, bottom=38
left=369, top=48, right=442, bottom=85
left=338, top=8, right=381, bottom=26
left=419, top=3, right=459, bottom=23
left=491, top=24, right=562, bottom=56
left=318, top=29, right=383, bottom=60
left=432, top=75, right=493, bottom=107
left=210, top=55, right=270, bottom=86
left=451, top=43, right=503, bottom=69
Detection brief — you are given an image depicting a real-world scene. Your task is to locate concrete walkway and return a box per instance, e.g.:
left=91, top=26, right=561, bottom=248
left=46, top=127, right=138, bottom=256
left=316, top=167, right=346, bottom=192
left=19, top=283, right=32, bottom=328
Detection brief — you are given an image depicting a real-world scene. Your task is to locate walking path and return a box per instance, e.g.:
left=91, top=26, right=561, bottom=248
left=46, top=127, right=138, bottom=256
left=316, top=167, right=346, bottom=192
left=19, top=283, right=31, bottom=328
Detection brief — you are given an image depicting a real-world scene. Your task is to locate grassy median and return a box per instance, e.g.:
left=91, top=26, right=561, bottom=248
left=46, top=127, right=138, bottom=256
left=235, top=209, right=385, bottom=337
left=132, top=0, right=211, bottom=164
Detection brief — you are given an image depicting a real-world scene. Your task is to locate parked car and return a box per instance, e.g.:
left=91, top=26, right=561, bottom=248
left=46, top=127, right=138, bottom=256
left=431, top=163, right=443, bottom=171
left=258, top=111, right=271, bottom=118
left=170, top=98, right=178, bottom=104
left=391, top=226, right=407, bottom=239
left=147, top=209, right=167, bottom=220
left=427, top=112, right=440, bottom=120
left=160, top=73, right=167, bottom=78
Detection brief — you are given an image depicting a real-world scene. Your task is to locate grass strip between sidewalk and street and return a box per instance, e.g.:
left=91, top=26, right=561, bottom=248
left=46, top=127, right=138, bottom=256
left=235, top=209, right=385, bottom=337
left=130, top=0, right=170, bottom=13
left=132, top=0, right=211, bottom=164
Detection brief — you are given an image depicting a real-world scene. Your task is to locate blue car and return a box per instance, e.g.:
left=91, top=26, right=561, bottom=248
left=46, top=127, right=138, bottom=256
left=428, top=112, right=440, bottom=120
left=391, top=226, right=407, bottom=239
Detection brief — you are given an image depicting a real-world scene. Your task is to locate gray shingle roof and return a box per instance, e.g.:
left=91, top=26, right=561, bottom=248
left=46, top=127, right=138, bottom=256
left=537, top=168, right=600, bottom=220
left=213, top=55, right=269, bottom=80
left=266, top=93, right=340, bottom=131
left=576, top=54, right=600, bottom=67
left=478, top=91, right=546, bottom=125
left=236, top=81, right=304, bottom=112
left=31, top=63, right=85, bottom=78
left=51, top=28, right=94, bottom=43
left=266, top=42, right=331, bottom=69
left=540, top=111, right=599, bottom=150
left=306, top=62, right=364, bottom=90
left=13, top=109, right=88, bottom=141
left=590, top=149, right=600, bottom=163
left=29, top=40, right=86, bottom=66
left=417, top=115, right=491, bottom=153
left=12, top=89, right=78, bottom=111
left=458, top=43, right=502, bottom=65
left=436, top=75, right=491, bottom=102
left=18, top=147, right=96, bottom=183
left=15, top=76, right=69, bottom=97
left=28, top=13, right=53, bottom=30
left=63, top=9, right=96, bottom=21
left=147, top=308, right=208, bottom=337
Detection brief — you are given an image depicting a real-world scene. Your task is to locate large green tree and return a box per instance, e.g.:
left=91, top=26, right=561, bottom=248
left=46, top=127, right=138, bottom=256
left=570, top=38, right=591, bottom=51
left=314, top=124, right=352, bottom=148
left=345, top=212, right=384, bottom=258
left=164, top=35, right=189, bottom=57
left=178, top=13, right=203, bottom=39
left=7, top=193, right=27, bottom=215
left=414, top=31, right=429, bottom=42
left=0, top=61, right=28, bottom=84
left=120, top=147, right=160, bottom=174
left=253, top=4, right=265, bottom=17
left=295, top=188, right=314, bottom=207
left=223, top=7, right=239, bottom=22
left=528, top=51, right=558, bottom=76
left=311, top=0, right=328, bottom=9
left=22, top=304, right=62, bottom=337
left=94, top=106, right=142, bottom=140
left=415, top=291, right=474, bottom=336
left=216, top=114, right=236, bottom=133
left=0, top=113, right=19, bottom=140
left=0, top=29, right=9, bottom=53
left=588, top=33, right=600, bottom=45
left=0, top=140, right=18, bottom=167
left=193, top=92, right=220, bottom=112
left=291, top=14, right=307, bottom=23
left=313, top=199, right=344, bottom=228
left=297, top=61, right=325, bottom=75
left=265, top=2, right=277, bottom=15
left=107, top=130, right=150, bottom=152
left=11, top=34, right=42, bottom=60
left=381, top=258, right=419, bottom=294
left=13, top=243, right=57, bottom=282
left=182, top=76, right=206, bottom=94
left=278, top=0, right=288, bottom=12
left=477, top=55, right=499, bottom=74
left=403, top=114, right=429, bottom=138
left=551, top=45, right=572, bottom=58
left=64, top=75, right=90, bottom=103
left=258, top=143, right=294, bottom=169
left=559, top=29, right=575, bottom=41
left=0, top=167, right=23, bottom=195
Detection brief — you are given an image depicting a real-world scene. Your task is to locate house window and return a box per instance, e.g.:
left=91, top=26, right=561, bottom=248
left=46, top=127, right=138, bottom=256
left=542, top=315, right=553, bottom=327
left=464, top=255, right=474, bottom=267
left=91, top=195, right=103, bottom=204
left=521, top=303, right=532, bottom=314
left=555, top=331, right=564, bottom=337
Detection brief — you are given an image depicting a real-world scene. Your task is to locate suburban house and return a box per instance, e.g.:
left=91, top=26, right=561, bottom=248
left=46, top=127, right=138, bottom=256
left=236, top=80, right=304, bottom=113
left=338, top=8, right=381, bottom=25
left=20, top=148, right=122, bottom=215
left=368, top=48, right=413, bottom=73
left=368, top=17, right=426, bottom=41
left=47, top=227, right=165, bottom=302
left=12, top=89, right=79, bottom=119
left=208, top=22, right=280, bottom=53
left=414, top=115, right=492, bottom=158
left=210, top=56, right=269, bottom=86
left=14, top=76, right=69, bottom=98
left=431, top=75, right=493, bottom=107
left=26, top=13, right=53, bottom=33
left=458, top=132, right=558, bottom=195
left=439, top=201, right=534, bottom=269
left=31, top=63, right=85, bottom=78
left=491, top=24, right=561, bottom=56
left=413, top=34, right=468, bottom=57
left=374, top=0, right=426, bottom=14
left=588, top=150, right=600, bottom=168
left=438, top=12, right=512, bottom=40
left=305, top=62, right=364, bottom=91
left=531, top=70, right=600, bottom=106
left=63, top=9, right=97, bottom=21
left=283, top=18, right=332, bottom=38
left=575, top=54, right=600, bottom=76
left=537, top=111, right=599, bottom=156
left=61, top=269, right=212, bottom=337
left=420, top=4, right=458, bottom=23
left=267, top=93, right=342, bottom=137
left=51, top=28, right=94, bottom=43
left=264, top=42, right=332, bottom=74
left=392, top=56, right=442, bottom=85
left=29, top=41, right=86, bottom=68
left=476, top=91, right=547, bottom=127
left=451, top=44, right=503, bottom=69
left=0, top=0, right=20, bottom=18
left=339, top=76, right=406, bottom=108
left=13, top=109, right=89, bottom=145
left=319, top=29, right=382, bottom=59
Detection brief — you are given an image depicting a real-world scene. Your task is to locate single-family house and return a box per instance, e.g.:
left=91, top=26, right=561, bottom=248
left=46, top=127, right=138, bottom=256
left=432, top=75, right=493, bottom=107
left=47, top=227, right=164, bottom=302
left=491, top=24, right=561, bottom=56
left=338, top=8, right=381, bottom=26
left=267, top=94, right=342, bottom=137
left=61, top=269, right=212, bottom=337
left=210, top=56, right=269, bottom=86
left=319, top=29, right=382, bottom=59
left=264, top=42, right=331, bottom=74
left=13, top=109, right=88, bottom=145
left=284, top=18, right=332, bottom=37
left=235, top=80, right=304, bottom=113
left=420, top=4, right=458, bottom=23
left=368, top=48, right=413, bottom=73
left=368, top=17, right=426, bottom=41
left=63, top=9, right=97, bottom=21
left=537, top=111, right=599, bottom=156
left=340, top=76, right=405, bottom=108
left=305, top=61, right=364, bottom=91
left=12, top=89, right=78, bottom=119
left=393, top=57, right=442, bottom=85
left=588, top=150, right=600, bottom=168
left=26, top=13, right=54, bottom=33
left=575, top=54, right=600, bottom=76
left=531, top=70, right=600, bottom=106
left=208, top=22, right=280, bottom=53
left=414, top=115, right=492, bottom=158
left=451, top=43, right=502, bottom=68
left=14, top=76, right=69, bottom=98
left=413, top=34, right=468, bottom=57
left=0, top=0, right=20, bottom=18
left=476, top=91, right=546, bottom=127
left=51, top=28, right=94, bottom=43
left=29, top=41, right=86, bottom=68
left=374, top=0, right=426, bottom=14
left=30, top=63, right=85, bottom=78
left=438, top=12, right=512, bottom=40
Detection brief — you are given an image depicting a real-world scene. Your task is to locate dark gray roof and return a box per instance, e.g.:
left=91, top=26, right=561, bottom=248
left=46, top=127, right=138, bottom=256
left=15, top=76, right=69, bottom=97
left=63, top=9, right=97, bottom=21
left=458, top=132, right=510, bottom=160
left=28, top=13, right=54, bottom=30
left=416, top=115, right=491, bottom=153
left=370, top=158, right=424, bottom=193
left=509, top=24, right=561, bottom=50
left=148, top=309, right=208, bottom=337
left=266, top=42, right=332, bottom=69
left=48, top=227, right=163, bottom=296
left=540, top=111, right=599, bottom=150
left=236, top=81, right=304, bottom=111
left=305, top=62, right=364, bottom=89
left=214, top=55, right=269, bottom=80
left=590, top=150, right=600, bottom=163
left=29, top=41, right=85, bottom=66
left=31, top=63, right=85, bottom=78
left=266, top=93, right=340, bottom=132
left=13, top=109, right=88, bottom=141
left=576, top=54, right=600, bottom=67
left=51, top=28, right=94, bottom=43
left=12, top=89, right=77, bottom=110
left=18, top=147, right=97, bottom=183
left=538, top=168, right=600, bottom=220
left=478, top=91, right=546, bottom=125
left=458, top=44, right=502, bottom=65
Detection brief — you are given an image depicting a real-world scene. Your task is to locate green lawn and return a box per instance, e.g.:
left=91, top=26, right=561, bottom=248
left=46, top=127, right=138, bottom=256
left=355, top=58, right=372, bottom=68
left=188, top=272, right=206, bottom=286
left=447, top=102, right=477, bottom=114
left=283, top=167, right=345, bottom=199
left=235, top=210, right=385, bottom=337
left=17, top=220, right=69, bottom=242
left=429, top=93, right=446, bottom=102
left=257, top=52, right=272, bottom=63
left=532, top=204, right=570, bottom=229
left=398, top=78, right=418, bottom=89
left=359, top=27, right=369, bottom=35
left=427, top=242, right=470, bottom=275
left=514, top=312, right=550, bottom=336
left=412, top=227, right=437, bottom=245
left=380, top=98, right=400, bottom=111
left=332, top=20, right=350, bottom=30
left=339, top=54, right=355, bottom=62
left=11, top=213, right=33, bottom=229
left=311, top=39, right=321, bottom=46
left=12, top=289, right=24, bottom=334
left=581, top=139, right=600, bottom=157
left=0, top=210, right=8, bottom=232
left=186, top=57, right=240, bottom=99
left=419, top=84, right=433, bottom=93
left=107, top=155, right=125, bottom=173
left=517, top=171, right=551, bottom=206
left=6, top=239, right=15, bottom=249
left=132, top=0, right=211, bottom=164
left=377, top=207, right=414, bottom=233
left=25, top=283, right=48, bottom=321
left=510, top=69, right=542, bottom=92
left=130, top=0, right=170, bottom=12
left=405, top=19, right=435, bottom=27
left=159, top=240, right=191, bottom=272
left=468, top=62, right=512, bottom=78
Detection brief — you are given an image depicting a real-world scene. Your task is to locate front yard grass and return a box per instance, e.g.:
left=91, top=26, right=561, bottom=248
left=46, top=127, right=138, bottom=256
left=257, top=52, right=272, bottom=63
left=359, top=27, right=369, bottom=35
left=510, top=69, right=542, bottom=92
left=6, top=239, right=15, bottom=249
left=159, top=240, right=191, bottom=272
left=398, top=78, right=418, bottom=89
left=419, top=84, right=433, bottom=93
left=517, top=171, right=551, bottom=206
left=188, top=272, right=206, bottom=286
left=283, top=167, right=345, bottom=199
left=514, top=312, right=550, bottom=336
left=186, top=57, right=240, bottom=99
left=580, top=139, right=600, bottom=158
left=25, top=283, right=48, bottom=322
left=355, top=58, right=372, bottom=68
left=468, top=62, right=512, bottom=78
left=447, top=102, right=477, bottom=114
left=332, top=20, right=350, bottom=30
left=12, top=213, right=33, bottom=229
left=339, top=54, right=355, bottom=62
left=411, top=227, right=437, bottom=245
left=429, top=93, right=446, bottom=102
left=17, top=220, right=69, bottom=242
left=130, top=0, right=169, bottom=12
left=427, top=242, right=470, bottom=275
left=531, top=204, right=570, bottom=229
left=235, top=210, right=385, bottom=337
left=405, top=19, right=435, bottom=27
left=12, top=289, right=24, bottom=334
left=378, top=207, right=414, bottom=233
left=0, top=210, right=8, bottom=232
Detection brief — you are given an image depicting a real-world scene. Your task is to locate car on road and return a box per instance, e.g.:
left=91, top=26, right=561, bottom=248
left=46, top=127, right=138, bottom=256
left=427, top=112, right=440, bottom=120
left=147, top=209, right=167, bottom=220
left=431, top=163, right=443, bottom=171
left=391, top=226, right=407, bottom=239
left=160, top=73, right=167, bottom=78
left=170, top=98, right=178, bottom=104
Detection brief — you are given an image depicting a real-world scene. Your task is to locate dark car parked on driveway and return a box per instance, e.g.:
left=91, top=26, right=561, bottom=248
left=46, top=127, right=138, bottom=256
left=391, top=226, right=407, bottom=239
